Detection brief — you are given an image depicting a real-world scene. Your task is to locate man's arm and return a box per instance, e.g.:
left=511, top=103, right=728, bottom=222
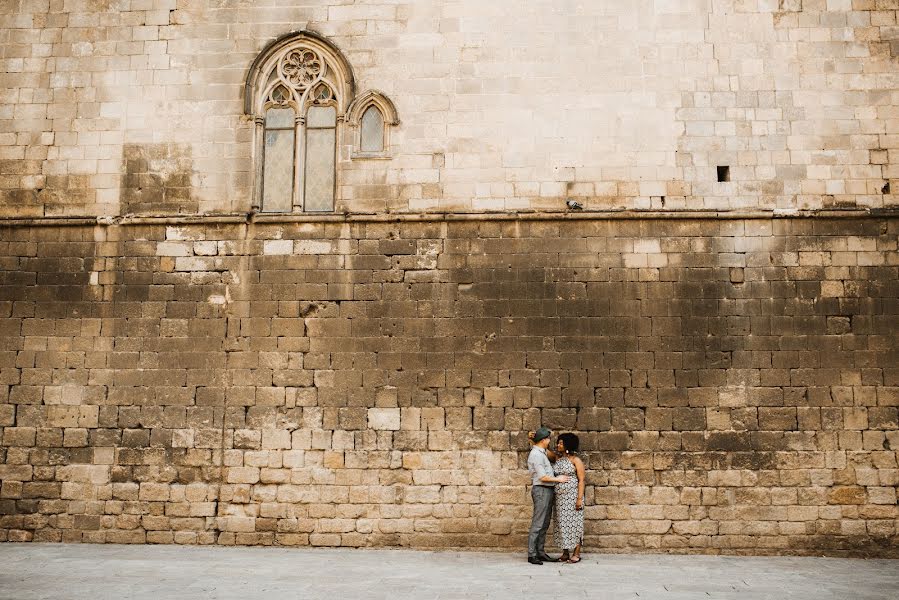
left=528, top=431, right=559, bottom=462
left=535, top=455, right=568, bottom=484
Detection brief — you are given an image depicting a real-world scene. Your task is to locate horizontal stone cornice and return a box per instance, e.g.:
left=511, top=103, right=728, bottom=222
left=0, top=208, right=896, bottom=228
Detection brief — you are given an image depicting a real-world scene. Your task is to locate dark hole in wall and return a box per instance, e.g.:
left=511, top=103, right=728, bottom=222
left=717, top=166, right=730, bottom=183
left=882, top=182, right=890, bottom=195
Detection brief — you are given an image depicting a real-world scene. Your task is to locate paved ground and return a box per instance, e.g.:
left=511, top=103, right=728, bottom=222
left=1, top=544, right=898, bottom=599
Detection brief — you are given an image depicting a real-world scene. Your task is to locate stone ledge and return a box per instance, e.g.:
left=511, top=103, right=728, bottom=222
left=0, top=208, right=896, bottom=228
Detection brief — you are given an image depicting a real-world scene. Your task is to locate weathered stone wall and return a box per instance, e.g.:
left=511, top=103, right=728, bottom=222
left=0, top=0, right=897, bottom=215
left=1, top=216, right=897, bottom=556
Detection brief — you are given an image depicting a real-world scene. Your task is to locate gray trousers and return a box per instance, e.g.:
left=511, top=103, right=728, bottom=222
left=528, top=485, right=554, bottom=557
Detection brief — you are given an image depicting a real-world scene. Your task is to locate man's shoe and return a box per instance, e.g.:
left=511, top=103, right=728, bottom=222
left=537, top=553, right=559, bottom=562
left=527, top=556, right=543, bottom=565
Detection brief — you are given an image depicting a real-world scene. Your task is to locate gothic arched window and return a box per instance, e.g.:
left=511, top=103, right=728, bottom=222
left=346, top=90, right=400, bottom=159
left=246, top=32, right=399, bottom=212
left=245, top=32, right=355, bottom=213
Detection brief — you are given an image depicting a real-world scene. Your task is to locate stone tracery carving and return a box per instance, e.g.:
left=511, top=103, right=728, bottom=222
left=269, top=84, right=291, bottom=106
left=245, top=31, right=399, bottom=211
left=312, top=83, right=333, bottom=105
left=245, top=30, right=355, bottom=117
left=279, top=49, right=323, bottom=88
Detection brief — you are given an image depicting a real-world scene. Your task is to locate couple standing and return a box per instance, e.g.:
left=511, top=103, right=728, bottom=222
left=526, top=427, right=586, bottom=565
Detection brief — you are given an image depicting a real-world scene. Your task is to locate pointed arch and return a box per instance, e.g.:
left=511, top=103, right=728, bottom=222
left=244, top=30, right=356, bottom=117
left=345, top=89, right=400, bottom=127
left=346, top=90, right=399, bottom=158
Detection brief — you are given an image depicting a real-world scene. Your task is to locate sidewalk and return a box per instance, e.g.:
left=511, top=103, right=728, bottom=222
left=1, top=544, right=897, bottom=599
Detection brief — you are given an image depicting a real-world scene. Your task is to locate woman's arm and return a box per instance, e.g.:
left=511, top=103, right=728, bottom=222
left=573, top=456, right=586, bottom=510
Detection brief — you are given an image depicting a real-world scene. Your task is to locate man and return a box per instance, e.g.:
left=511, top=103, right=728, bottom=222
left=526, top=427, right=569, bottom=565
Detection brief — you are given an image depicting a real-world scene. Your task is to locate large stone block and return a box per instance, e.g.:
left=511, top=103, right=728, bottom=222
left=367, top=408, right=400, bottom=431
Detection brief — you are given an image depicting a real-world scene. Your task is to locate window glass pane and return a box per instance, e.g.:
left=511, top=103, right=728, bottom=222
left=271, top=85, right=290, bottom=103
left=266, top=107, right=294, bottom=128
left=307, top=106, right=336, bottom=128
left=262, top=127, right=294, bottom=212
left=360, top=106, right=384, bottom=153
left=304, top=127, right=335, bottom=212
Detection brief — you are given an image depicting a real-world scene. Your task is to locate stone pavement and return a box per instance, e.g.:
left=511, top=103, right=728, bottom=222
left=1, top=545, right=898, bottom=599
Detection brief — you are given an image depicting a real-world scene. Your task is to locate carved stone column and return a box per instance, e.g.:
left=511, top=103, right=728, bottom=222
left=294, top=115, right=306, bottom=211
left=252, top=115, right=265, bottom=211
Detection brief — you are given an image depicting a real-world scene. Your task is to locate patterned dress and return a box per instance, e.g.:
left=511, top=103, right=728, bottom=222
left=552, top=455, right=584, bottom=551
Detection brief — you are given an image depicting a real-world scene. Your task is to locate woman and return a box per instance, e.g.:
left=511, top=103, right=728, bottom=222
left=552, top=432, right=585, bottom=563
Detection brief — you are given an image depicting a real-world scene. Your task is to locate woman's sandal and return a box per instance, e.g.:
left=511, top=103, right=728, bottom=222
left=566, top=555, right=581, bottom=564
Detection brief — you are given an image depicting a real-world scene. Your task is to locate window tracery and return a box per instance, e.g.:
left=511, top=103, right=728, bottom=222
left=246, top=32, right=399, bottom=212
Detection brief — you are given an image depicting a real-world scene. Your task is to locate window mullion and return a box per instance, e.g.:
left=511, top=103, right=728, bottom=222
left=294, top=114, right=306, bottom=211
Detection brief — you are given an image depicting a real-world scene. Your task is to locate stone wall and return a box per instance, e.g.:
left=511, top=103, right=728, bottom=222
left=0, top=0, right=897, bottom=216
left=1, top=216, right=897, bottom=556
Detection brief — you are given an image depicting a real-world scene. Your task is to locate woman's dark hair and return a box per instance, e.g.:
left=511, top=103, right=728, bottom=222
left=558, top=432, right=579, bottom=453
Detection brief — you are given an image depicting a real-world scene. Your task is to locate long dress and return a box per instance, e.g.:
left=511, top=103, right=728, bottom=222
left=552, top=455, right=584, bottom=551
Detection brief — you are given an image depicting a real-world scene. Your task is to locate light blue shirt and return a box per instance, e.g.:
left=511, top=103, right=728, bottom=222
left=527, top=446, right=555, bottom=487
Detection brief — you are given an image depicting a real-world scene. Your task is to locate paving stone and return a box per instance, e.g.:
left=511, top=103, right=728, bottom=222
left=0, top=545, right=898, bottom=600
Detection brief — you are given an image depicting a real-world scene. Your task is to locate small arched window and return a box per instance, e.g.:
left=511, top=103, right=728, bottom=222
left=346, top=90, right=399, bottom=159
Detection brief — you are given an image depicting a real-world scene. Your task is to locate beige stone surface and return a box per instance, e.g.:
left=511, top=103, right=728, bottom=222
left=1, top=0, right=897, bottom=557
left=0, top=1, right=896, bottom=216
left=0, top=216, right=897, bottom=556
